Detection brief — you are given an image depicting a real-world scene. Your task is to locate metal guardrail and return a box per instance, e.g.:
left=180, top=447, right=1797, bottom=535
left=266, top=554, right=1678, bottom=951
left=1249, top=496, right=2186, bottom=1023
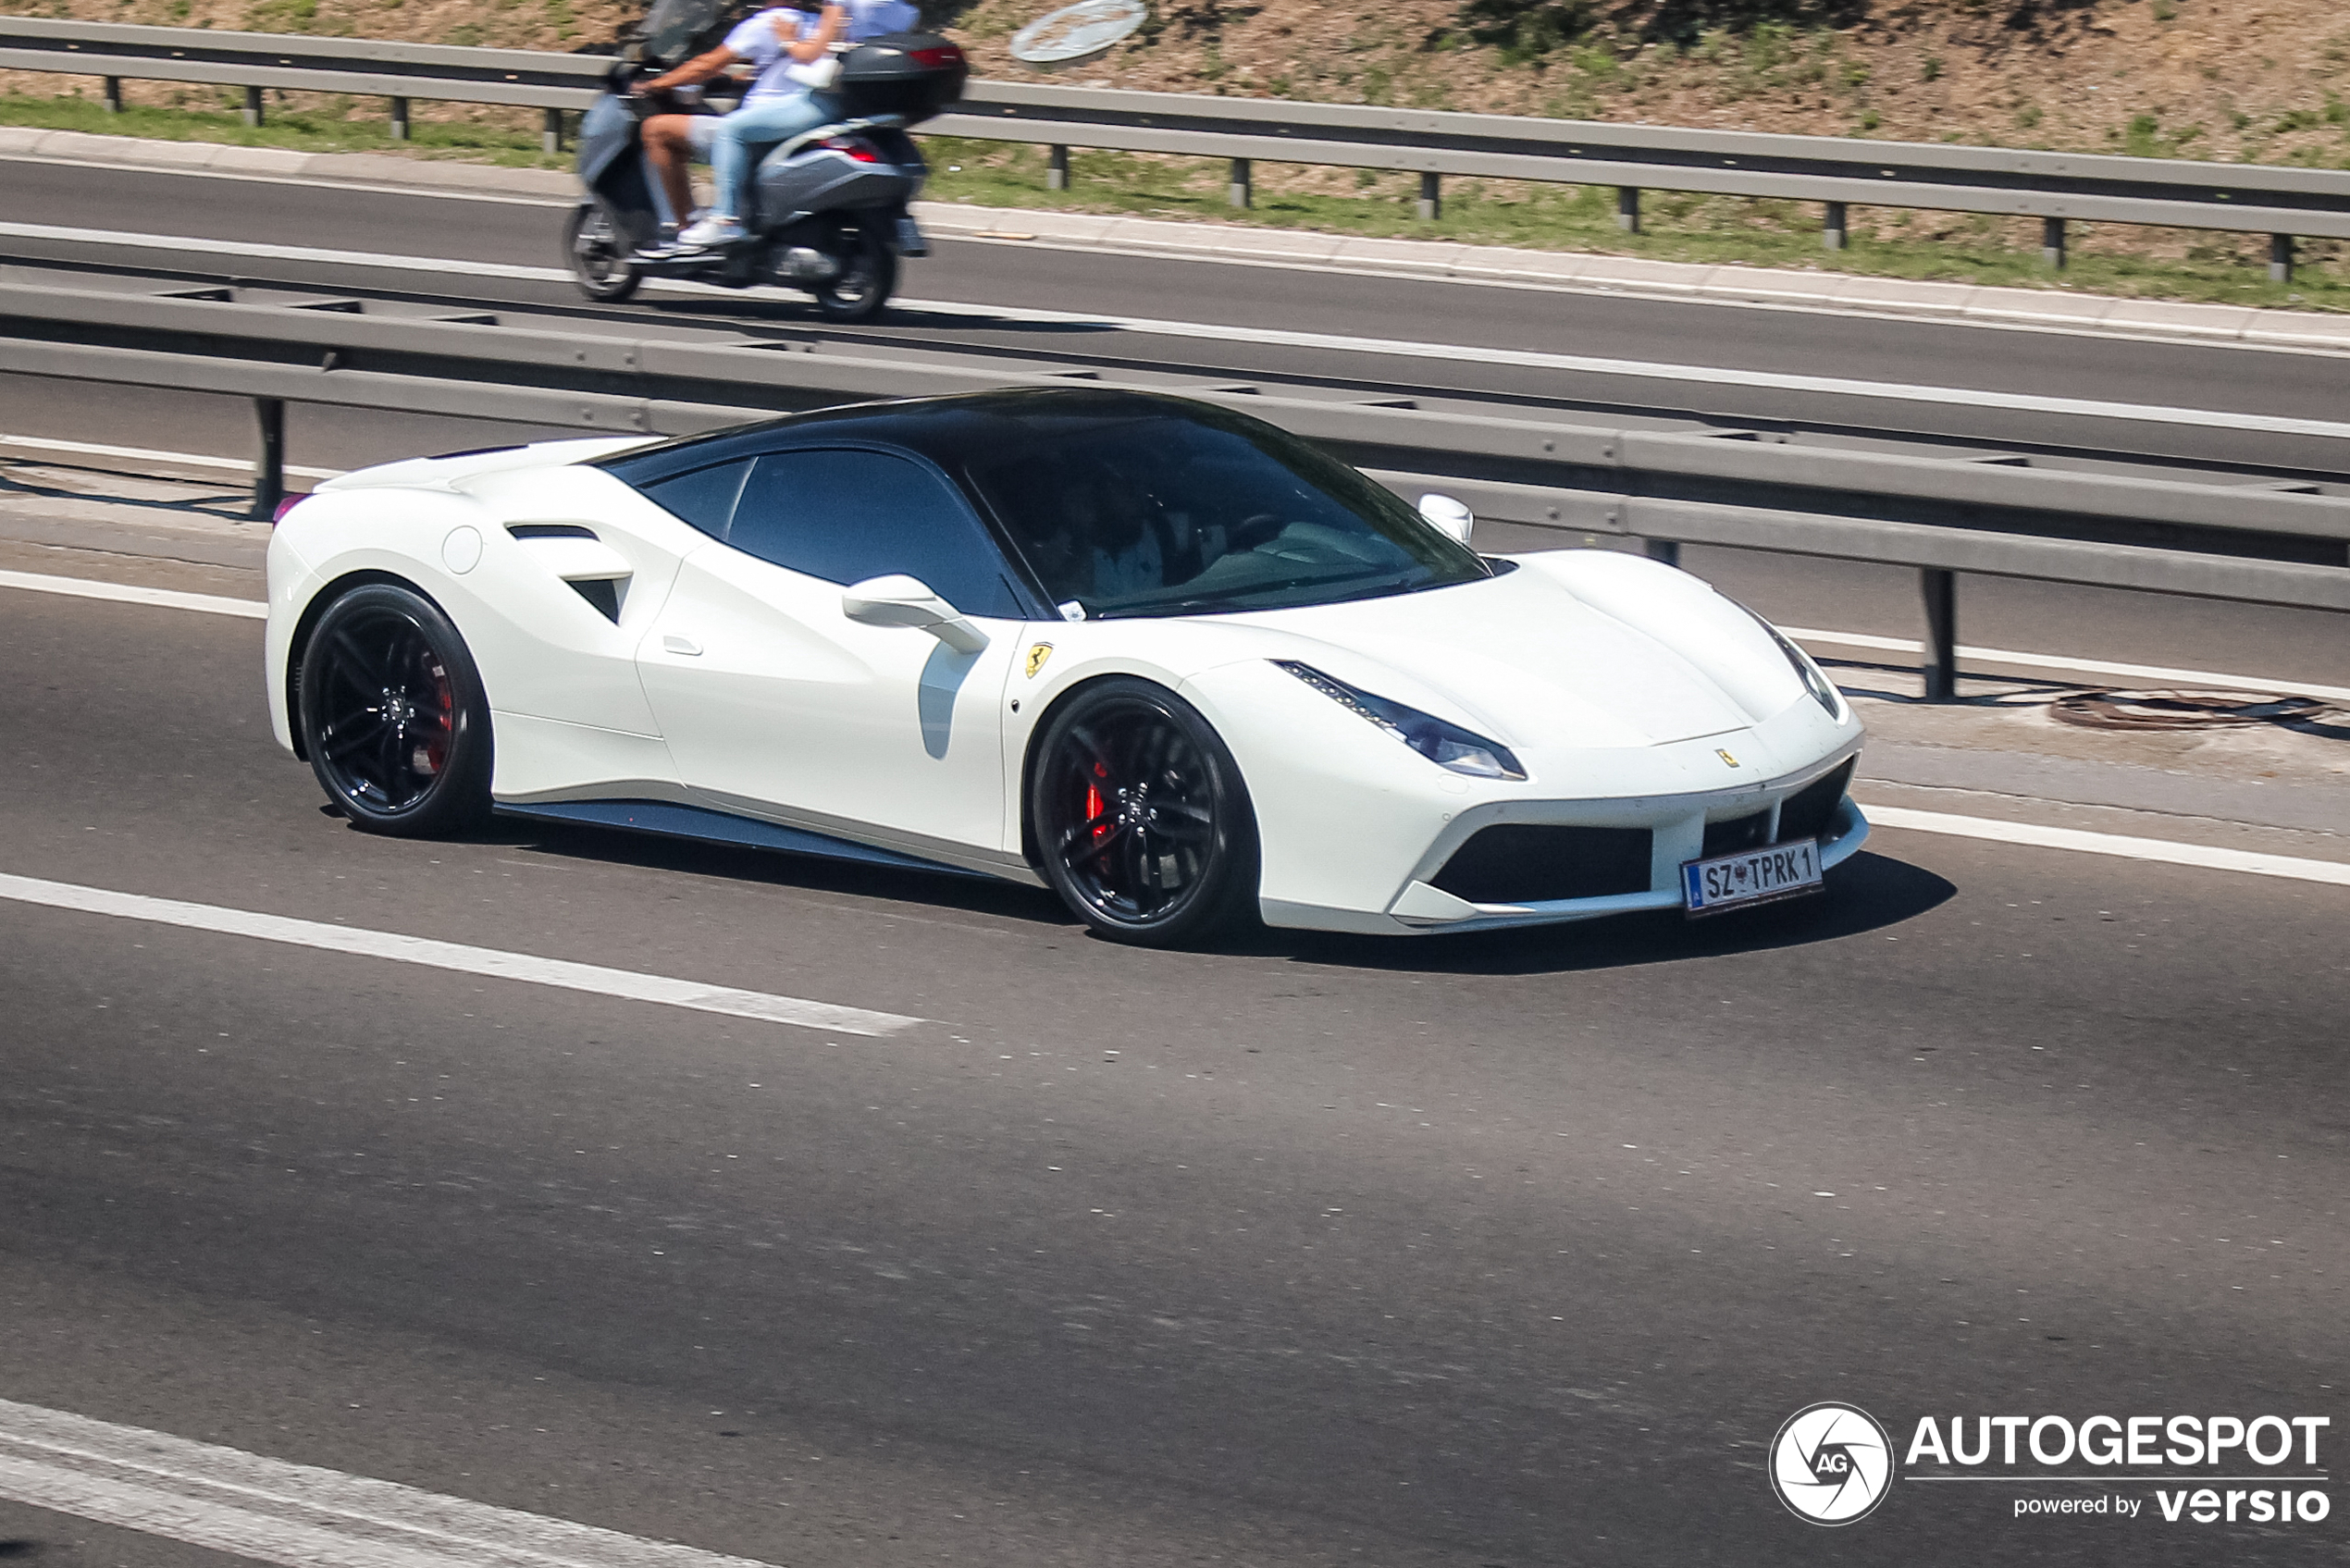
left=0, top=277, right=2341, bottom=700
left=3, top=19, right=2348, bottom=278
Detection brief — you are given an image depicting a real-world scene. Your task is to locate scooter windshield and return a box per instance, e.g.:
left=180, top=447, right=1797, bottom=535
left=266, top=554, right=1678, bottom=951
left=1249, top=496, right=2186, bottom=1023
left=637, top=0, right=739, bottom=66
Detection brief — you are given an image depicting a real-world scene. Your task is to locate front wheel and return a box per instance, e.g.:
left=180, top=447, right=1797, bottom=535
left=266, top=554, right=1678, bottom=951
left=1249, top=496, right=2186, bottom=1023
left=811, top=222, right=897, bottom=323
left=1030, top=678, right=1261, bottom=947
left=297, top=584, right=494, bottom=837
left=565, top=200, right=642, bottom=302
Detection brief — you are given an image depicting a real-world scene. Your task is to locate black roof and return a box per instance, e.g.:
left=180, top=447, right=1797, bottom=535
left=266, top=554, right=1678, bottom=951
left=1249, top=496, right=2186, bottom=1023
left=597, top=388, right=1261, bottom=488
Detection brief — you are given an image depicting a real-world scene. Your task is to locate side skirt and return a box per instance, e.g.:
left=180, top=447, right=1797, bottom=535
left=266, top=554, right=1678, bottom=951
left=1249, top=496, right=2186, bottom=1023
left=498, top=798, right=995, bottom=882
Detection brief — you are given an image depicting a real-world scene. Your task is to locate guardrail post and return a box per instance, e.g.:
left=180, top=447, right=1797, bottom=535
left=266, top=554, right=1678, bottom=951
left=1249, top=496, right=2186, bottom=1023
left=1823, top=201, right=1847, bottom=251
left=1416, top=171, right=1441, bottom=222
left=2270, top=233, right=2294, bottom=284
left=389, top=96, right=409, bottom=141
left=542, top=107, right=563, bottom=156
left=1228, top=158, right=1251, bottom=208
left=2040, top=216, right=2066, bottom=269
left=1642, top=538, right=1680, bottom=568
left=242, top=84, right=264, bottom=129
left=1921, top=567, right=1958, bottom=702
left=251, top=397, right=285, bottom=522
left=1616, top=186, right=1640, bottom=234
left=103, top=76, right=122, bottom=114
left=1046, top=144, right=1069, bottom=191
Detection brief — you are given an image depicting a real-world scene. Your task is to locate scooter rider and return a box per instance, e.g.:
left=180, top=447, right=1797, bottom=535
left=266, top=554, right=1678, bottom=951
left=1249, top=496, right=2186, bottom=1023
left=637, top=0, right=918, bottom=253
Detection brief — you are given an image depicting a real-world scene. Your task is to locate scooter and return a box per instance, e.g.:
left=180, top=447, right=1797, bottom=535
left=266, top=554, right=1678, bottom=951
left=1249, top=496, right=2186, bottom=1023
left=564, top=6, right=966, bottom=321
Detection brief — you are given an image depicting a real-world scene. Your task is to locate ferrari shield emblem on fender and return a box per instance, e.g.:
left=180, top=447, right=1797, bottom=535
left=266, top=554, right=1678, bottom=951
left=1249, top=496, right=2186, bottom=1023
left=1025, top=642, right=1054, bottom=678
left=1716, top=748, right=1739, bottom=768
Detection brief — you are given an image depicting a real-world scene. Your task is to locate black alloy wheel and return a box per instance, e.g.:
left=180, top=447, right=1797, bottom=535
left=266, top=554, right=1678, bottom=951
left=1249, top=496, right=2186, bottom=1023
left=565, top=200, right=643, bottom=302
left=297, top=584, right=493, bottom=837
left=1031, top=678, right=1261, bottom=946
left=811, top=221, right=897, bottom=323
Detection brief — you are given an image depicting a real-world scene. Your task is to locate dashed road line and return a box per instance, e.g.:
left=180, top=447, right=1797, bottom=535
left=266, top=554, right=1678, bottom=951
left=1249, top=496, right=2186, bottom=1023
left=0, top=871, right=924, bottom=1036
left=0, top=568, right=266, bottom=619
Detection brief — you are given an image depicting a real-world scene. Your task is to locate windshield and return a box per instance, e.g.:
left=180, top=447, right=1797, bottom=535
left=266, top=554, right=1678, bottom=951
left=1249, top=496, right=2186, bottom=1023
left=963, top=408, right=1490, bottom=619
left=637, top=0, right=738, bottom=64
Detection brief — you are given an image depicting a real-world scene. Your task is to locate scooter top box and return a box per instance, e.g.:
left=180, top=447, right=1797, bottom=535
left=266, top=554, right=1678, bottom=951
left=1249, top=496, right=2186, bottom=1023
left=836, top=32, right=969, bottom=122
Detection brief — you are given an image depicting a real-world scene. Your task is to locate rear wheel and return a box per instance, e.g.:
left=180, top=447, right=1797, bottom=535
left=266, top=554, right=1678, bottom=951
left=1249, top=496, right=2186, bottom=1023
left=811, top=221, right=896, bottom=323
left=1031, top=678, right=1260, bottom=947
left=297, top=584, right=493, bottom=837
left=565, top=200, right=642, bottom=302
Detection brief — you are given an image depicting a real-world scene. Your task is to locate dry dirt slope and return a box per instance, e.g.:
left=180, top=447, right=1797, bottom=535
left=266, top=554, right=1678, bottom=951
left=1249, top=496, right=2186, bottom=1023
left=29, top=0, right=2350, bottom=168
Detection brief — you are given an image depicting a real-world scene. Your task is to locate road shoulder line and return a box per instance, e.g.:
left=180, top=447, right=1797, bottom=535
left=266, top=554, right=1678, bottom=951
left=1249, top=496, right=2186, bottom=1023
left=1861, top=804, right=2350, bottom=885
left=0, top=1395, right=782, bottom=1568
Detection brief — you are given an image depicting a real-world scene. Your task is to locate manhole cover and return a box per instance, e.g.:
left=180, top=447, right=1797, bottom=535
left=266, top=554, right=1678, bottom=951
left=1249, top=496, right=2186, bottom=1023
left=1010, top=0, right=1147, bottom=68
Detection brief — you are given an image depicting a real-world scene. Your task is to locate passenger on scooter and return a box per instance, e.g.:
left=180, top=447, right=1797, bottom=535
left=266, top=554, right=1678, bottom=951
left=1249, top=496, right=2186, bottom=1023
left=637, top=0, right=919, bottom=253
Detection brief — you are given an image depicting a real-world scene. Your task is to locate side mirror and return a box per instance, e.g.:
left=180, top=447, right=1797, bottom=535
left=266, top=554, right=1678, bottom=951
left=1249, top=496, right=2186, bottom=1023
left=1417, top=493, right=1474, bottom=545
left=842, top=574, right=989, bottom=655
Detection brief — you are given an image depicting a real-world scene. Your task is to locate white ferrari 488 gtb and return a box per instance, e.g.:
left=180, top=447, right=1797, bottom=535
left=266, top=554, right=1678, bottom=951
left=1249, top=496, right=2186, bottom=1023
left=266, top=389, right=1866, bottom=945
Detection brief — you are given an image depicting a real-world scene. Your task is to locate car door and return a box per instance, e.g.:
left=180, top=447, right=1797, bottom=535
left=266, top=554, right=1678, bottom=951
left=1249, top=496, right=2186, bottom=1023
left=635, top=445, right=1030, bottom=861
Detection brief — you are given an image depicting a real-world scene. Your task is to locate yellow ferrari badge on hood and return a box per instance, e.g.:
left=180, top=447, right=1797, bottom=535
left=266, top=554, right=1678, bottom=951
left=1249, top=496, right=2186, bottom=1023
left=1716, top=748, right=1740, bottom=768
left=1025, top=642, right=1054, bottom=678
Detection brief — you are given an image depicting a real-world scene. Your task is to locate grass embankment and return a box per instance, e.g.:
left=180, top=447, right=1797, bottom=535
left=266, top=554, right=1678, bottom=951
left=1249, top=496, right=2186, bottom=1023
left=4, top=90, right=2342, bottom=312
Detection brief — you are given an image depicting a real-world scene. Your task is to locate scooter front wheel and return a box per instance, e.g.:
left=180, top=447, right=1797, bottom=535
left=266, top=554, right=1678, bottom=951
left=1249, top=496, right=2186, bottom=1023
left=565, top=201, right=643, bottom=302
left=811, top=223, right=896, bottom=323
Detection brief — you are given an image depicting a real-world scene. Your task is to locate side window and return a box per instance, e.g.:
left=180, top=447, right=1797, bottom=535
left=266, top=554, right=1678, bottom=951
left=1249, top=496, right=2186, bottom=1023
left=728, top=449, right=1022, bottom=618
left=639, top=459, right=751, bottom=538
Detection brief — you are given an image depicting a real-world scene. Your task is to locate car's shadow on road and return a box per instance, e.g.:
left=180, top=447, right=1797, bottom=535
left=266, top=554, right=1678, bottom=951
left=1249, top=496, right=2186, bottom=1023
left=1257, top=851, right=1956, bottom=977
left=480, top=819, right=1952, bottom=978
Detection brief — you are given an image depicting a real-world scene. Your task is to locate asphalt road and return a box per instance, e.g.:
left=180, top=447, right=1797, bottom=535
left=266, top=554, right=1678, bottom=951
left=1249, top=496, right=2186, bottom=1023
left=6, top=156, right=2350, bottom=476
left=2, top=553, right=2346, bottom=1566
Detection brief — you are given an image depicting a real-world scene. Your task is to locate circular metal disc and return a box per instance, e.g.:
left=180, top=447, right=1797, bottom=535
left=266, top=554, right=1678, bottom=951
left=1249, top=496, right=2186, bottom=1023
left=1009, top=0, right=1146, bottom=67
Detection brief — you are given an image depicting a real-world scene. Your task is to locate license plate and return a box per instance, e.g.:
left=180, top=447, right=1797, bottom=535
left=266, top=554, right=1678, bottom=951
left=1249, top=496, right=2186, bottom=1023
left=1682, top=839, right=1824, bottom=916
left=894, top=216, right=929, bottom=256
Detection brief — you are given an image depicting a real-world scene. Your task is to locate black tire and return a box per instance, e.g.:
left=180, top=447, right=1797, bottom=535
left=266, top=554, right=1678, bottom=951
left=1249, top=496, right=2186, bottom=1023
left=297, top=584, right=494, bottom=838
left=1030, top=678, right=1261, bottom=947
left=565, top=200, right=642, bottom=302
left=811, top=221, right=897, bottom=323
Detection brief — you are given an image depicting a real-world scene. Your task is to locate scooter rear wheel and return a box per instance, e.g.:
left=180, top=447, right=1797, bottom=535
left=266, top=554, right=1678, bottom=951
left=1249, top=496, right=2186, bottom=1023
left=565, top=201, right=643, bottom=303
left=811, top=223, right=896, bottom=323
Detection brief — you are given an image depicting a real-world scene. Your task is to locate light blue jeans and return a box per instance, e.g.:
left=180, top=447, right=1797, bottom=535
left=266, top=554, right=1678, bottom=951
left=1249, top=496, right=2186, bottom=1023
left=687, top=91, right=843, bottom=223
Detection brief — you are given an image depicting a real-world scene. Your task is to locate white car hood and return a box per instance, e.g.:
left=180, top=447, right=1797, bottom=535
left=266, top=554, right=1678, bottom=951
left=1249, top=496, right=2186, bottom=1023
left=1218, top=557, right=1800, bottom=750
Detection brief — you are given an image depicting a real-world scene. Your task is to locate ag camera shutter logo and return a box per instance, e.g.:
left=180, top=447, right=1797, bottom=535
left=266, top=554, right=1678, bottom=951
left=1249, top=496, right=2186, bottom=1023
left=1772, top=1402, right=1895, bottom=1525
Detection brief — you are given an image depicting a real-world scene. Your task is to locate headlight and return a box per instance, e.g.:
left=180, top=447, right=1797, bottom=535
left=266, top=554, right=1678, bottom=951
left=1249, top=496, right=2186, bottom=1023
left=1737, top=604, right=1844, bottom=721
left=1275, top=661, right=1526, bottom=781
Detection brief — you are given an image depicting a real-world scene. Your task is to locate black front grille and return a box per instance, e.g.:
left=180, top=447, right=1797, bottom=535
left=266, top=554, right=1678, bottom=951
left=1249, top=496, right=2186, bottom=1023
left=1431, top=824, right=1653, bottom=905
left=1702, top=810, right=1771, bottom=858
left=1777, top=759, right=1856, bottom=843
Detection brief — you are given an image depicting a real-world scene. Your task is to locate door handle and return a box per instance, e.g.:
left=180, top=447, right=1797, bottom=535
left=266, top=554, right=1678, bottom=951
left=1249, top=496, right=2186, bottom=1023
left=662, top=634, right=703, bottom=656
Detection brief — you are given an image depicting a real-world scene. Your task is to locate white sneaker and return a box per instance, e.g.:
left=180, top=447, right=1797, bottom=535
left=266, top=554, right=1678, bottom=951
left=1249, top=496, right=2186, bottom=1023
left=677, top=215, right=745, bottom=248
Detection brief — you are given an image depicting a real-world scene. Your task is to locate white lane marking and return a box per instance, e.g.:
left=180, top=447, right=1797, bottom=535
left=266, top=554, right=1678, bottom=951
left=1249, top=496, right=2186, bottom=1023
left=0, top=430, right=342, bottom=477
left=0, top=871, right=924, bottom=1036
left=0, top=1396, right=782, bottom=1568
left=1786, top=626, right=2350, bottom=705
left=2, top=220, right=2345, bottom=444
left=1861, top=805, right=2350, bottom=887
left=0, top=568, right=265, bottom=619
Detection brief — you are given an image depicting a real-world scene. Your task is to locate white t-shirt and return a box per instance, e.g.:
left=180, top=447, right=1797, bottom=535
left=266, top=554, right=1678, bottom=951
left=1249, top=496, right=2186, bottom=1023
left=726, top=1, right=923, bottom=101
